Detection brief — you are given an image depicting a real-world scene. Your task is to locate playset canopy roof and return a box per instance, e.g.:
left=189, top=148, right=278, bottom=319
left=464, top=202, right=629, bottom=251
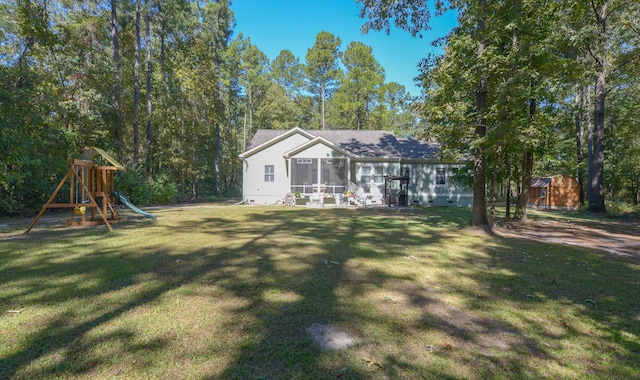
left=79, top=147, right=124, bottom=170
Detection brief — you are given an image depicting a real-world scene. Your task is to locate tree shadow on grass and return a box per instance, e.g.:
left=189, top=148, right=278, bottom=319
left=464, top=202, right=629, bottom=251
left=0, top=206, right=491, bottom=378
left=414, top=227, right=640, bottom=378
left=8, top=206, right=635, bottom=378
left=205, top=208, right=463, bottom=379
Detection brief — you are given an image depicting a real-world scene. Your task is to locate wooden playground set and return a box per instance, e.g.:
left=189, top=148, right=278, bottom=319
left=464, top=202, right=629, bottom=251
left=25, top=147, right=154, bottom=234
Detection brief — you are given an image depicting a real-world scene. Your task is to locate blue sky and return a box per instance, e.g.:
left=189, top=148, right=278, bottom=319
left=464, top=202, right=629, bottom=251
left=230, top=1, right=458, bottom=96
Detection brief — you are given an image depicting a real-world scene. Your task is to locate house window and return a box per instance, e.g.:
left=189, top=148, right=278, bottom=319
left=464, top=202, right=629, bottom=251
left=362, top=166, right=372, bottom=184
left=436, top=168, right=446, bottom=185
left=264, top=165, right=274, bottom=182
left=401, top=166, right=410, bottom=177
left=362, top=165, right=384, bottom=185
left=540, top=188, right=547, bottom=198
left=373, top=166, right=384, bottom=184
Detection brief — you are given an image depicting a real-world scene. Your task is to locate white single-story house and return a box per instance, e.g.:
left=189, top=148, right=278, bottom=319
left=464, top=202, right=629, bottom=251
left=238, top=127, right=472, bottom=207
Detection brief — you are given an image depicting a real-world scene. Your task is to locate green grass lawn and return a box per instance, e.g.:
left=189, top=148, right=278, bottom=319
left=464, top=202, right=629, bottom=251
left=1, top=205, right=639, bottom=379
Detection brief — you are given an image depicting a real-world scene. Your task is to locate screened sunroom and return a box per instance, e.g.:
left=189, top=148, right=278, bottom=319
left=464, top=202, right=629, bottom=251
left=290, top=157, right=348, bottom=196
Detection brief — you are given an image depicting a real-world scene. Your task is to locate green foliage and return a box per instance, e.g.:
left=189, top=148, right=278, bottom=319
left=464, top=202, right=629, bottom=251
left=4, top=0, right=636, bottom=212
left=115, top=168, right=153, bottom=205
left=1, top=0, right=424, bottom=211
left=305, top=31, right=342, bottom=128
left=270, top=49, right=305, bottom=97
left=329, top=41, right=385, bottom=130
left=305, top=31, right=342, bottom=95
left=0, top=62, right=73, bottom=216
left=147, top=174, right=177, bottom=204
left=115, top=169, right=177, bottom=205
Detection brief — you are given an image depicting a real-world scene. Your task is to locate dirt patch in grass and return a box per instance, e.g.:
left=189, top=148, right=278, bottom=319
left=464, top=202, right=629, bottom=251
left=494, top=218, right=640, bottom=258
left=305, top=323, right=358, bottom=351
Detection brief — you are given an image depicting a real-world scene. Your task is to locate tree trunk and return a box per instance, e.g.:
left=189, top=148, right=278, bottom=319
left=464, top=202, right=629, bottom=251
left=133, top=0, right=141, bottom=165
left=243, top=107, right=247, bottom=151
left=248, top=88, right=253, bottom=137
left=471, top=0, right=488, bottom=227
left=146, top=9, right=153, bottom=175
left=158, top=3, right=168, bottom=92
left=516, top=150, right=534, bottom=223
left=576, top=86, right=586, bottom=206
left=505, top=167, right=511, bottom=219
left=191, top=104, right=197, bottom=200
left=516, top=98, right=537, bottom=223
left=215, top=123, right=221, bottom=197
left=489, top=143, right=502, bottom=227
left=588, top=2, right=607, bottom=213
left=321, top=86, right=326, bottom=130
left=212, top=3, right=224, bottom=198
left=587, top=85, right=593, bottom=199
left=589, top=69, right=606, bottom=212
left=110, top=0, right=124, bottom=157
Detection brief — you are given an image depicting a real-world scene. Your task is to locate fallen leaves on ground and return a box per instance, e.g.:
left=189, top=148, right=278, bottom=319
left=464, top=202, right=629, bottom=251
left=362, top=357, right=383, bottom=368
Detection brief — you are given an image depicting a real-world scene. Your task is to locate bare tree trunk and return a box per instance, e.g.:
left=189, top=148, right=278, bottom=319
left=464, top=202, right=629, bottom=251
left=133, top=0, right=141, bottom=165
left=110, top=0, right=124, bottom=158
left=146, top=9, right=153, bottom=175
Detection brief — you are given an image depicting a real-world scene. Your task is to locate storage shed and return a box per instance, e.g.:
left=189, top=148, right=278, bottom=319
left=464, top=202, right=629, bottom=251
left=528, top=175, right=580, bottom=210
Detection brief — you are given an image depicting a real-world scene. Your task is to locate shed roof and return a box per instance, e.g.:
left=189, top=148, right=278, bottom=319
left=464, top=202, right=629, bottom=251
left=245, top=129, right=440, bottom=160
left=530, top=178, right=552, bottom=188
left=531, top=175, right=580, bottom=188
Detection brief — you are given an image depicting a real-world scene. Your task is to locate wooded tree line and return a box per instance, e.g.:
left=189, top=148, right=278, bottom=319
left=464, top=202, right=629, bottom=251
left=0, top=0, right=419, bottom=216
left=361, top=0, right=640, bottom=225
left=1, top=1, right=639, bottom=224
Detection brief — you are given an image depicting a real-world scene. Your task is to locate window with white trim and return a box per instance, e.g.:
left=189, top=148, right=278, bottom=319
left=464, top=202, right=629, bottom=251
left=362, top=164, right=384, bottom=185
left=373, top=166, right=384, bottom=184
left=362, top=166, right=372, bottom=184
left=435, top=168, right=446, bottom=185
left=264, top=165, right=274, bottom=182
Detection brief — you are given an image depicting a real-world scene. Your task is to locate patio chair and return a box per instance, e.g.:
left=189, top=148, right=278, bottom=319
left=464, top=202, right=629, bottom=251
left=349, top=190, right=368, bottom=207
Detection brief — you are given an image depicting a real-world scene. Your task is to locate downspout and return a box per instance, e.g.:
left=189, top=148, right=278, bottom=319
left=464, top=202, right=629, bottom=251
left=347, top=156, right=352, bottom=194
left=283, top=154, right=290, bottom=194
left=286, top=157, right=290, bottom=193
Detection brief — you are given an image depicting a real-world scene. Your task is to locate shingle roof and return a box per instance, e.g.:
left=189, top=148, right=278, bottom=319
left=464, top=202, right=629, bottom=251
left=245, top=129, right=440, bottom=160
left=530, top=177, right=552, bottom=187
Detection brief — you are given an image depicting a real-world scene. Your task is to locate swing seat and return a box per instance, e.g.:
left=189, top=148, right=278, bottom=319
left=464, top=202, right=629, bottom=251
left=74, top=206, right=86, bottom=215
